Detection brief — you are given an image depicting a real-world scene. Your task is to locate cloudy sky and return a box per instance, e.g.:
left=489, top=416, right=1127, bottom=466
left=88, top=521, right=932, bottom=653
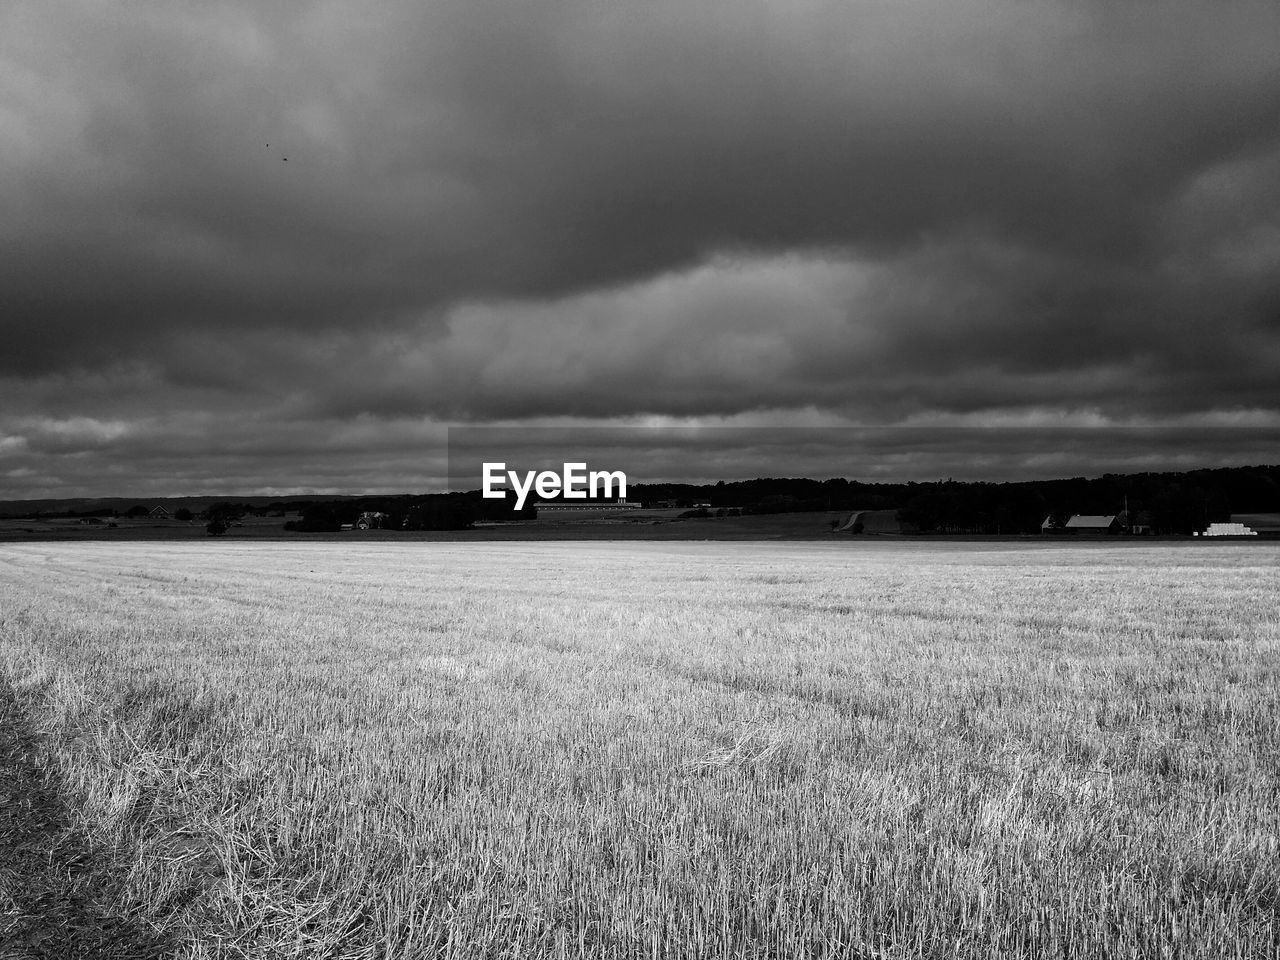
left=3, top=0, right=1279, bottom=496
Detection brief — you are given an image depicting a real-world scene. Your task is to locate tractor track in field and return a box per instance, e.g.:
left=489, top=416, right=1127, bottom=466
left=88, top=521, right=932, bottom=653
left=0, top=680, right=172, bottom=960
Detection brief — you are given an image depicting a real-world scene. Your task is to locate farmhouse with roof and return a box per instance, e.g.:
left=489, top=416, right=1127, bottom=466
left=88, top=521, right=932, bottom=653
left=1063, top=514, right=1121, bottom=534
left=533, top=499, right=642, bottom=521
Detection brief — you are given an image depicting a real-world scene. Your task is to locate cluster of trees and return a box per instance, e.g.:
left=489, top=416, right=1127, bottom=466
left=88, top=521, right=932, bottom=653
left=36, top=504, right=196, bottom=521
left=635, top=466, right=1279, bottom=535
left=890, top=470, right=1275, bottom=535
left=678, top=507, right=743, bottom=519
left=18, top=465, right=1273, bottom=536
left=281, top=491, right=531, bottom=533
left=633, top=479, right=896, bottom=515
left=267, top=465, right=1276, bottom=535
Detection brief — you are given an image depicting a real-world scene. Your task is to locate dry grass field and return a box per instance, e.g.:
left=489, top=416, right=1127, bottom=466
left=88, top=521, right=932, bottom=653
left=1, top=541, right=1277, bottom=959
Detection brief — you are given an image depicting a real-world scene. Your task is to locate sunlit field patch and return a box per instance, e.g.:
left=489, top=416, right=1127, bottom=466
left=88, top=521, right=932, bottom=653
left=1, top=541, right=1277, bottom=958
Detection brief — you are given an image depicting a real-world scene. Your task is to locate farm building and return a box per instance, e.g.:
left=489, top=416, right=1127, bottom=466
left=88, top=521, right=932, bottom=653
left=533, top=500, right=642, bottom=521
left=1064, top=515, right=1121, bottom=534
left=149, top=505, right=172, bottom=519
left=1129, top=511, right=1155, bottom=535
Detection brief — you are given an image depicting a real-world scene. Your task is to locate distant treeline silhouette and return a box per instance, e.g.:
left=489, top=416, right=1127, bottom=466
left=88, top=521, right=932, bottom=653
left=22, top=464, right=1277, bottom=534
left=274, top=464, right=1278, bottom=534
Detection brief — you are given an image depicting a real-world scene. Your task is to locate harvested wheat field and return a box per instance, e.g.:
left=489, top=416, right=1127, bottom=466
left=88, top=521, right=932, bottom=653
left=1, top=541, right=1277, bottom=959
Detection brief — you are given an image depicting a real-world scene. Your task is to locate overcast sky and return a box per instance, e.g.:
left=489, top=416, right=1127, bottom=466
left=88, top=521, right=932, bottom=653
left=3, top=0, right=1279, bottom=497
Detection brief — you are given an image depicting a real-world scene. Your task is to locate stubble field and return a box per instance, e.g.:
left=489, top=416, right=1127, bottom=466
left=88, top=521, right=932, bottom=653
left=1, top=541, right=1277, bottom=959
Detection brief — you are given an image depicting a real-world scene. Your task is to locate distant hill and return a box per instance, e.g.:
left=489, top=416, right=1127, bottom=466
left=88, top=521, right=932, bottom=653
left=3, top=463, right=1277, bottom=536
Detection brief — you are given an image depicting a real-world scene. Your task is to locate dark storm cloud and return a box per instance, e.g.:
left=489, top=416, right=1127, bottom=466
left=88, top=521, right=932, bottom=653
left=0, top=407, right=451, bottom=497
left=281, top=237, right=1280, bottom=423
left=447, top=424, right=1280, bottom=488
left=3, top=0, right=1280, bottom=495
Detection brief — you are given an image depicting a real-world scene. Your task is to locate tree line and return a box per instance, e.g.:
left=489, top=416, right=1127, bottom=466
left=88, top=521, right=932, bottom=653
left=637, top=465, right=1279, bottom=534
left=26, top=464, right=1277, bottom=535
left=266, top=464, right=1278, bottom=534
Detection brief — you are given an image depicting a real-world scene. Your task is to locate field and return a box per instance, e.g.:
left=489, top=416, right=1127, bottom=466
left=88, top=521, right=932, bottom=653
left=1, top=541, right=1277, bottom=959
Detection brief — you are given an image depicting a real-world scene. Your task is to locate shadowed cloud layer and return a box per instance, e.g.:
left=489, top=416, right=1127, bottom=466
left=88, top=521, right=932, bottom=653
left=3, top=0, right=1279, bottom=495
